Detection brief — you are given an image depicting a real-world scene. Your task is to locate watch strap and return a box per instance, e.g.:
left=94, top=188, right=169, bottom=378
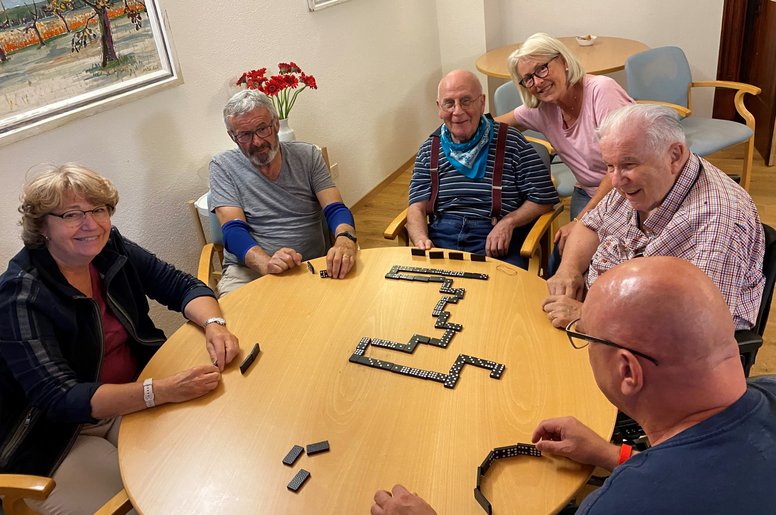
left=205, top=317, right=227, bottom=327
left=143, top=378, right=155, bottom=408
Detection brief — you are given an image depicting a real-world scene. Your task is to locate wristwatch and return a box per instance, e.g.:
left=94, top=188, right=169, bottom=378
left=335, top=231, right=358, bottom=244
left=143, top=378, right=155, bottom=408
left=205, top=317, right=227, bottom=327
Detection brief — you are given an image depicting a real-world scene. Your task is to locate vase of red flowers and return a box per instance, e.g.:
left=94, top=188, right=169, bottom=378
left=236, top=62, right=318, bottom=142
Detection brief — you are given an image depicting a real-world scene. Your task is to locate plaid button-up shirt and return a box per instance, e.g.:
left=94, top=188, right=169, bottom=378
left=582, top=154, right=764, bottom=329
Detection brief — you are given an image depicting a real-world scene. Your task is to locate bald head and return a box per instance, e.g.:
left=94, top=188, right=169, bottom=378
left=436, top=70, right=486, bottom=143
left=437, top=69, right=482, bottom=99
left=583, top=257, right=737, bottom=366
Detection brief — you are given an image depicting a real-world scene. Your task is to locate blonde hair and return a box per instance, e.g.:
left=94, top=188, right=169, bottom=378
left=507, top=33, right=585, bottom=108
left=19, top=163, right=118, bottom=248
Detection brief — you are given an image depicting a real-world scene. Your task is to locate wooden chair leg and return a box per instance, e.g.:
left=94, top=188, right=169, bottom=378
left=741, top=136, right=755, bottom=191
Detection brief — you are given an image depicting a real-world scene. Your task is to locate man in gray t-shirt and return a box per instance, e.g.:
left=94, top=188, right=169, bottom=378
left=210, top=90, right=358, bottom=295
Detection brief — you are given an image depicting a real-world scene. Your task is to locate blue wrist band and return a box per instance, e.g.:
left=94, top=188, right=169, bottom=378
left=323, top=202, right=355, bottom=232
left=221, top=219, right=258, bottom=264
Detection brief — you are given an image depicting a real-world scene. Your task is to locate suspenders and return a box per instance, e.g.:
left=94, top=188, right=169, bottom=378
left=425, top=122, right=508, bottom=225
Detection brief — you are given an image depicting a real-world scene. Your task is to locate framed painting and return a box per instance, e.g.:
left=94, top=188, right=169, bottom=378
left=0, top=0, right=180, bottom=145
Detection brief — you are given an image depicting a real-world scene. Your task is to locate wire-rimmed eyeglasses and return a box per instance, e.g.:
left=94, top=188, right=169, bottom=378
left=518, top=55, right=560, bottom=88
left=438, top=95, right=482, bottom=113
left=564, top=318, right=660, bottom=366
left=47, top=205, right=113, bottom=227
left=231, top=124, right=275, bottom=144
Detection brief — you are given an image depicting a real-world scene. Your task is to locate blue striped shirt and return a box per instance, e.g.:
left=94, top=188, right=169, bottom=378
left=408, top=124, right=558, bottom=218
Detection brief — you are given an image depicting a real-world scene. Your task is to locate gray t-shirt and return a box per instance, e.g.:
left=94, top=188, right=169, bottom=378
left=209, top=142, right=335, bottom=268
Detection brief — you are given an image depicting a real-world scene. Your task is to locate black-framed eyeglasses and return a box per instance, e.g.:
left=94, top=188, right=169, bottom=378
left=565, top=318, right=660, bottom=366
left=518, top=55, right=560, bottom=88
left=438, top=95, right=482, bottom=113
left=231, top=123, right=275, bottom=144
left=47, top=205, right=113, bottom=227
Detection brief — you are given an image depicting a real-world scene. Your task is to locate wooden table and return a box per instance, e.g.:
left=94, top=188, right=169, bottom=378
left=119, top=248, right=615, bottom=514
left=476, top=36, right=649, bottom=79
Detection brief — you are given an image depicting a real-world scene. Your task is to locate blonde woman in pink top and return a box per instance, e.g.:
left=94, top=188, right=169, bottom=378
left=495, top=33, right=633, bottom=255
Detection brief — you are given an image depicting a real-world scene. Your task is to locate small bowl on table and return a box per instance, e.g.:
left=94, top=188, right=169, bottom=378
left=575, top=35, right=597, bottom=46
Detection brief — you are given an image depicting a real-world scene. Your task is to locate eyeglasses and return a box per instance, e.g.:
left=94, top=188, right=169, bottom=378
left=565, top=318, right=660, bottom=366
left=438, top=96, right=481, bottom=113
left=518, top=55, right=560, bottom=88
left=47, top=205, right=113, bottom=227
left=232, top=124, right=275, bottom=144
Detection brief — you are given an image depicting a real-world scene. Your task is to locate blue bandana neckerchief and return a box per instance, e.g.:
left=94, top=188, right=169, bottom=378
left=439, top=116, right=493, bottom=180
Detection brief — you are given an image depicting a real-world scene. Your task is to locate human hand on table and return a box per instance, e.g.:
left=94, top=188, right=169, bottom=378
left=532, top=416, right=621, bottom=472
left=546, top=267, right=585, bottom=299
left=371, top=485, right=437, bottom=515
left=259, top=248, right=303, bottom=276
left=205, top=323, right=240, bottom=371
left=542, top=295, right=582, bottom=328
left=326, top=238, right=357, bottom=279
left=153, top=365, right=221, bottom=405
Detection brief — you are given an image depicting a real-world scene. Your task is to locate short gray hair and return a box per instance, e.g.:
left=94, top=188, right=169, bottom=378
left=507, top=33, right=585, bottom=108
left=598, top=104, right=687, bottom=154
left=223, top=89, right=277, bottom=129
left=19, top=163, right=119, bottom=248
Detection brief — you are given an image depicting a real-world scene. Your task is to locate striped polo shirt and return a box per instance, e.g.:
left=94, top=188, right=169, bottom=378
left=408, top=123, right=558, bottom=218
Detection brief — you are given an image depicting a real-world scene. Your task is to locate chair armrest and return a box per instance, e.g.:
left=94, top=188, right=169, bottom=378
left=691, top=80, right=761, bottom=96
left=520, top=204, right=563, bottom=259
left=198, top=243, right=224, bottom=289
left=0, top=473, right=55, bottom=515
left=520, top=204, right=563, bottom=277
left=0, top=474, right=55, bottom=499
left=94, top=488, right=133, bottom=515
left=691, top=81, right=761, bottom=128
left=525, top=136, right=556, bottom=155
left=734, top=329, right=763, bottom=378
left=383, top=208, right=410, bottom=246
left=635, top=99, right=691, bottom=117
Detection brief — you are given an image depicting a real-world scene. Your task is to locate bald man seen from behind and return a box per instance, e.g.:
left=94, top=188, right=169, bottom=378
left=371, top=257, right=776, bottom=514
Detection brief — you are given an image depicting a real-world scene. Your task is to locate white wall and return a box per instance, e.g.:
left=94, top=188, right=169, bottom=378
left=0, top=0, right=442, bottom=331
left=0, top=0, right=725, bottom=332
left=493, top=0, right=725, bottom=115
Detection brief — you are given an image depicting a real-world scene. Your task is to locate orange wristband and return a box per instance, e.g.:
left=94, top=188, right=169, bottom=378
left=617, top=443, right=633, bottom=465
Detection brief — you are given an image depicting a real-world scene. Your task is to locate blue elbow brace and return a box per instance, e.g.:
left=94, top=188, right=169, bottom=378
left=323, top=202, right=355, bottom=232
left=221, top=219, right=258, bottom=264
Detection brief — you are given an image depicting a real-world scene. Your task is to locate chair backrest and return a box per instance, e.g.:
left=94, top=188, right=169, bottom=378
left=625, top=46, right=692, bottom=108
left=204, top=192, right=223, bottom=245
left=493, top=82, right=523, bottom=116
left=754, top=224, right=776, bottom=335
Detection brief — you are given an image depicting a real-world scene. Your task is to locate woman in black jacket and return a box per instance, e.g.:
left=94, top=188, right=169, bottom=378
left=0, top=163, right=240, bottom=514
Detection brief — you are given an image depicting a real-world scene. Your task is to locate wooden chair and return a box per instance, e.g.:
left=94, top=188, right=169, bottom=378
left=187, top=194, right=223, bottom=289
left=625, top=46, right=761, bottom=190
left=384, top=204, right=562, bottom=278
left=0, top=476, right=131, bottom=515
left=191, top=146, right=332, bottom=288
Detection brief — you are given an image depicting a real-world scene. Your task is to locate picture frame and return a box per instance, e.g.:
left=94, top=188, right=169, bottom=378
left=307, top=0, right=352, bottom=11
left=0, top=0, right=181, bottom=146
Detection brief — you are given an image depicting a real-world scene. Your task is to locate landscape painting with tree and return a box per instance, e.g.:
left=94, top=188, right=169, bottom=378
left=0, top=0, right=178, bottom=143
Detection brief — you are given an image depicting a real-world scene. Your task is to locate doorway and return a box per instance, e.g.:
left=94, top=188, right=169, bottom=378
left=715, top=0, right=776, bottom=165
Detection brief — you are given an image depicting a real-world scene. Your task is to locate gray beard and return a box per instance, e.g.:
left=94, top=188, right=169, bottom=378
left=248, top=144, right=279, bottom=168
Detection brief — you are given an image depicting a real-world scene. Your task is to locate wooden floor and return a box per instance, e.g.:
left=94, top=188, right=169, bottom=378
left=351, top=143, right=775, bottom=377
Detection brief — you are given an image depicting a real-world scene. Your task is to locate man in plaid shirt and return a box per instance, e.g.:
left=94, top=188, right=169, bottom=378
left=543, top=104, right=764, bottom=330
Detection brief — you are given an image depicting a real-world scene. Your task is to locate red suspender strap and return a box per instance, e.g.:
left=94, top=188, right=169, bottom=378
left=490, top=123, right=508, bottom=223
left=426, top=135, right=440, bottom=216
